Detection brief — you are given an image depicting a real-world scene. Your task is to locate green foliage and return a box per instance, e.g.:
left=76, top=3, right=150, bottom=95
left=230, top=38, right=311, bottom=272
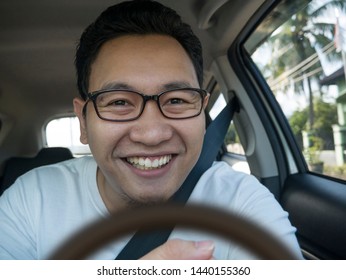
left=289, top=110, right=308, bottom=149
left=314, top=100, right=338, bottom=148
left=304, top=134, right=324, bottom=164
left=289, top=99, right=337, bottom=149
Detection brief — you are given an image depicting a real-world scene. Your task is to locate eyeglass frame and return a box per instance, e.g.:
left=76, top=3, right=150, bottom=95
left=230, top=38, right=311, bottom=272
left=82, top=87, right=209, bottom=122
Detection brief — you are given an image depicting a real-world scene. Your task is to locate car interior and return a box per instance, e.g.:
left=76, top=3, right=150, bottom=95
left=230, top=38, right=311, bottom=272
left=0, top=0, right=346, bottom=259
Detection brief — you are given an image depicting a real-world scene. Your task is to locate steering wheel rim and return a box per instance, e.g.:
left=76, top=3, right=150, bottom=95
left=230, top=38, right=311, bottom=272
left=50, top=204, right=297, bottom=259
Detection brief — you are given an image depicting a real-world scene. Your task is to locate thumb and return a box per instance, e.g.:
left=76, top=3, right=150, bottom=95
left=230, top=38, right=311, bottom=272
left=140, top=239, right=215, bottom=260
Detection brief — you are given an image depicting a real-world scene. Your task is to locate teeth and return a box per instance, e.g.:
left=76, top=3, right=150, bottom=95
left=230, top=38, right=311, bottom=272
left=127, top=155, right=172, bottom=170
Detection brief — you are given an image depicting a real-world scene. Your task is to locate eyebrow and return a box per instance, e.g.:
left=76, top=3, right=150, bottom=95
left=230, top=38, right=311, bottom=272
left=98, top=81, right=197, bottom=93
left=161, top=81, right=195, bottom=91
left=99, top=82, right=134, bottom=91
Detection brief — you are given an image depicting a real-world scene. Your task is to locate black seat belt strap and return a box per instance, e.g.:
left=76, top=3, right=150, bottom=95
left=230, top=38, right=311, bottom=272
left=116, top=96, right=239, bottom=259
left=172, top=96, right=239, bottom=203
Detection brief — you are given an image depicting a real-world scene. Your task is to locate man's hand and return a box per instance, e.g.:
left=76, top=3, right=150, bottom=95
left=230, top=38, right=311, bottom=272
left=140, top=239, right=215, bottom=260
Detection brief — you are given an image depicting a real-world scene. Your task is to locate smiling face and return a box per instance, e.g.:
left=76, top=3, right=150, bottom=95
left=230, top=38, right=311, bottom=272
left=74, top=35, right=208, bottom=212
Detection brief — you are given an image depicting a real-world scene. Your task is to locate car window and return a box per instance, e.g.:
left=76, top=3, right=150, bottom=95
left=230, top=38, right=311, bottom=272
left=245, top=0, right=346, bottom=180
left=45, top=117, right=91, bottom=156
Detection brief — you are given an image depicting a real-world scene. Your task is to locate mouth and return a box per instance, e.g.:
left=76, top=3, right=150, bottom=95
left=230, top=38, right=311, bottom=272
left=126, top=155, right=173, bottom=170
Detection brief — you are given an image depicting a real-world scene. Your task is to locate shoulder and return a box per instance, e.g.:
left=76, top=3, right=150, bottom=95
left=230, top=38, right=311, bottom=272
left=191, top=161, right=268, bottom=205
left=32, top=155, right=95, bottom=176
left=17, top=156, right=94, bottom=184
left=202, top=161, right=259, bottom=185
left=1, top=156, right=97, bottom=203
left=0, top=156, right=103, bottom=259
left=189, top=161, right=287, bottom=222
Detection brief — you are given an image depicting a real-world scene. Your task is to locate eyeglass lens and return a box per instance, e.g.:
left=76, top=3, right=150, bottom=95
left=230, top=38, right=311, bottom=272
left=93, top=89, right=204, bottom=121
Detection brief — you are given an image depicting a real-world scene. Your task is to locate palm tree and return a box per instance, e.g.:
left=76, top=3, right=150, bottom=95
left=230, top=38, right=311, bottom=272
left=262, top=0, right=346, bottom=130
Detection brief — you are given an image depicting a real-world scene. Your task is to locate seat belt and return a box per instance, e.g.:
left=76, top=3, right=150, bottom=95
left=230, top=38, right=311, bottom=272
left=116, top=96, right=239, bottom=259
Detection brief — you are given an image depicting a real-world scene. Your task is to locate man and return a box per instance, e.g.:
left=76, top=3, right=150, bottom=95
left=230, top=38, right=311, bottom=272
left=0, top=0, right=303, bottom=259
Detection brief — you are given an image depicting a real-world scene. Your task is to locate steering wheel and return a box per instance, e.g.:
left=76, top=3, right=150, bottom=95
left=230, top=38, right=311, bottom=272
left=50, top=204, right=297, bottom=259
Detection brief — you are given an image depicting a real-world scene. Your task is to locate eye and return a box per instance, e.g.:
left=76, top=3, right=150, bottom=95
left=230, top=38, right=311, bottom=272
left=96, top=91, right=137, bottom=108
left=97, top=98, right=130, bottom=108
left=109, top=99, right=128, bottom=106
left=168, top=98, right=185, bottom=105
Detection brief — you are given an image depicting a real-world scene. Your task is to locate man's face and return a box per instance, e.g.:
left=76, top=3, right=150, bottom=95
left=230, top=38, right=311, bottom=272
left=74, top=35, right=208, bottom=211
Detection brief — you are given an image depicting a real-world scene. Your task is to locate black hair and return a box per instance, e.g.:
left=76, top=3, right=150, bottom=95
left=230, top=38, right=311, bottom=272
left=75, top=0, right=203, bottom=99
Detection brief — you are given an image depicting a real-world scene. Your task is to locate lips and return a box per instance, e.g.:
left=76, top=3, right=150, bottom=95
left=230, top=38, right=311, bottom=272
left=126, top=155, right=173, bottom=170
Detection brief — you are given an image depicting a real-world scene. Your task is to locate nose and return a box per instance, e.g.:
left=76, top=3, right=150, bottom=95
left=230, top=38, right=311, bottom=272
left=129, top=100, right=173, bottom=146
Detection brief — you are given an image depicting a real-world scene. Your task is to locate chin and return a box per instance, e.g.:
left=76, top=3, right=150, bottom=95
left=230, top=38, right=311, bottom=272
left=125, top=193, right=171, bottom=209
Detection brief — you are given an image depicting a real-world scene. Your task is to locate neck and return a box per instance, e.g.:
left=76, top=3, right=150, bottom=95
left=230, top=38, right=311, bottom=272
left=96, top=168, right=167, bottom=214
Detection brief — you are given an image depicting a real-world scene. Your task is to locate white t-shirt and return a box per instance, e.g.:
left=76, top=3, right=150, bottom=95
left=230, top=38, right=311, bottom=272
left=0, top=156, right=302, bottom=259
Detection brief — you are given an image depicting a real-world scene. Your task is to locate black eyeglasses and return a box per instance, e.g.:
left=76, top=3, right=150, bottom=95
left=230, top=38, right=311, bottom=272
left=83, top=87, right=209, bottom=122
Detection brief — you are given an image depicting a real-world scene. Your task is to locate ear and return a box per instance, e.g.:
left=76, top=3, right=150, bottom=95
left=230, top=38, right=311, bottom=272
left=203, top=93, right=211, bottom=133
left=73, top=98, right=89, bottom=145
left=203, top=93, right=210, bottom=109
